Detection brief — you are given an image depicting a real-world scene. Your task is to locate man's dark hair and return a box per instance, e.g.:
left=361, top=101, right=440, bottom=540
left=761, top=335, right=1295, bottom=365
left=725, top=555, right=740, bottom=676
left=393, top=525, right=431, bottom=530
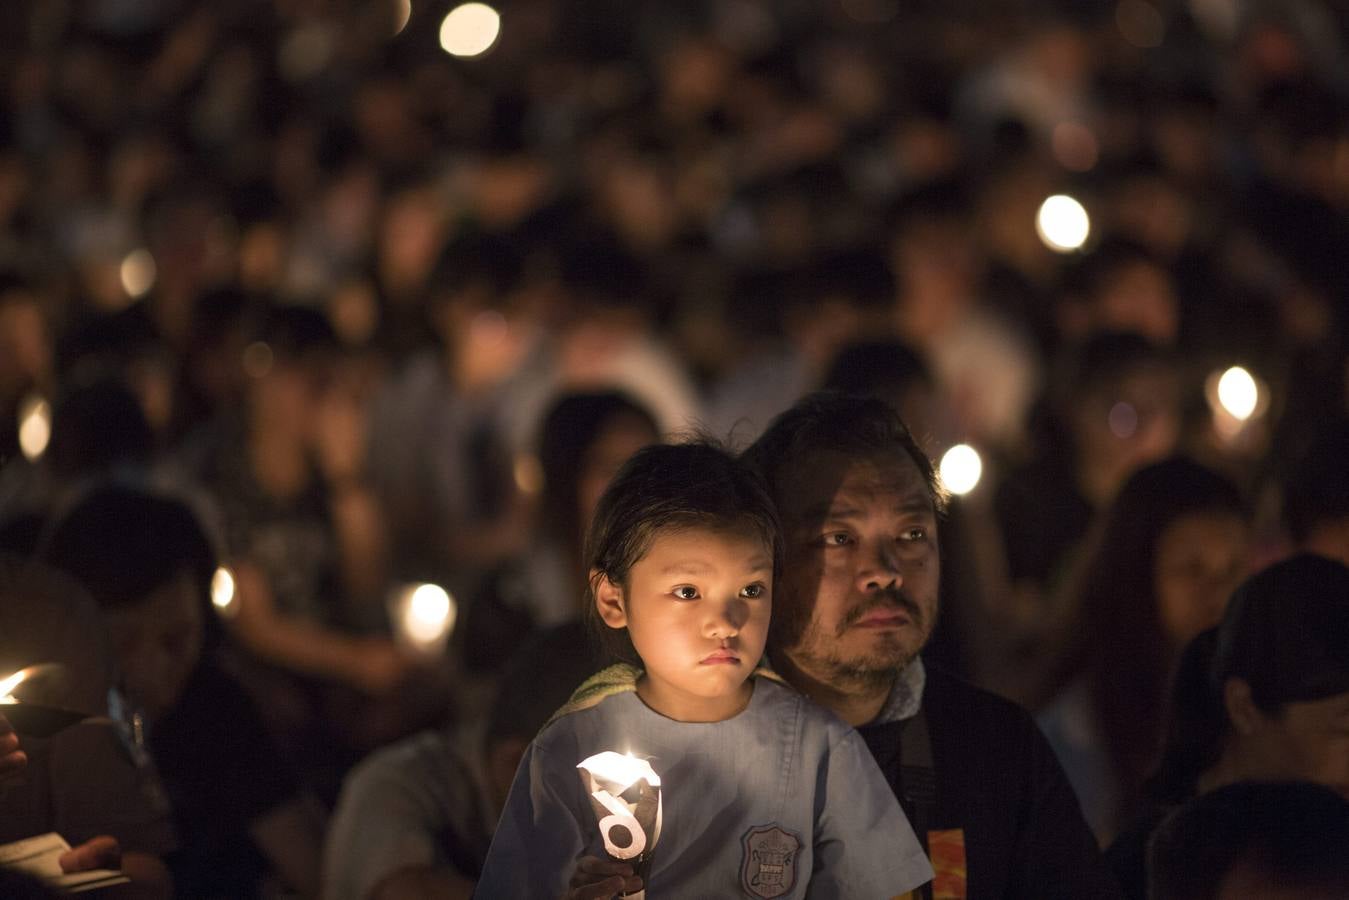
left=582, top=441, right=782, bottom=666
left=39, top=485, right=222, bottom=650
left=741, top=391, right=946, bottom=519
left=1148, top=781, right=1349, bottom=900
left=41, top=485, right=217, bottom=611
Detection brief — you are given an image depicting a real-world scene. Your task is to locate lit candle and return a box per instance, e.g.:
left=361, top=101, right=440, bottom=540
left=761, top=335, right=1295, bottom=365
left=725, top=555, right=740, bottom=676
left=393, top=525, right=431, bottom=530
left=577, top=751, right=662, bottom=899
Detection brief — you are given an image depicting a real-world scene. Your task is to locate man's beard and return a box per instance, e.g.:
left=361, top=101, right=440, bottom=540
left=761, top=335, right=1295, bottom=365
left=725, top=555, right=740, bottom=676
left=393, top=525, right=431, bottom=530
left=787, top=587, right=930, bottom=692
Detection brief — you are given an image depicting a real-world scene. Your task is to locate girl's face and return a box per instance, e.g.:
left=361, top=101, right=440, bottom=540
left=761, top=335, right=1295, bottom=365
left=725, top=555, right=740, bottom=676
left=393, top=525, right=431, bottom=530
left=1155, top=510, right=1249, bottom=646
left=596, top=527, right=772, bottom=723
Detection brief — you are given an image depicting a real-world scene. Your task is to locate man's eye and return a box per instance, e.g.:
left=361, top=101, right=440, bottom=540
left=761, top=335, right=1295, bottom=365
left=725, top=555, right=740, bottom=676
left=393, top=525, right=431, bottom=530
left=822, top=532, right=851, bottom=546
left=674, top=586, right=699, bottom=600
left=740, top=583, right=766, bottom=599
left=901, top=527, right=928, bottom=542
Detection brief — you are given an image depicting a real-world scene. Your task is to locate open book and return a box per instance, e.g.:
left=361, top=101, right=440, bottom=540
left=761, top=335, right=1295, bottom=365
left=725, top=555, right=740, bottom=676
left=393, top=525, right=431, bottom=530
left=0, top=832, right=131, bottom=893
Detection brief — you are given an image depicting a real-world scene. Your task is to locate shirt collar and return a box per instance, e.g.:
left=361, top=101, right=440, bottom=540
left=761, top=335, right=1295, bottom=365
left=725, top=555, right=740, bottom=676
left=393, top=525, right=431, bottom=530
left=871, top=657, right=926, bottom=724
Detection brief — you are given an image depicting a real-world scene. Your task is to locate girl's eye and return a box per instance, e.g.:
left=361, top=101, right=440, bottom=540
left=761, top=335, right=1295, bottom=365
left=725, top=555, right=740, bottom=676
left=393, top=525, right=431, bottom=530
left=740, top=583, right=766, bottom=599
left=674, top=586, right=699, bottom=600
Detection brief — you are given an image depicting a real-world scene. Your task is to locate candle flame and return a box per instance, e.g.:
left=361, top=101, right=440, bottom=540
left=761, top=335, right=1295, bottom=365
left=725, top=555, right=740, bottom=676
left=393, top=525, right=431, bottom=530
left=0, top=663, right=65, bottom=705
left=578, top=750, right=661, bottom=790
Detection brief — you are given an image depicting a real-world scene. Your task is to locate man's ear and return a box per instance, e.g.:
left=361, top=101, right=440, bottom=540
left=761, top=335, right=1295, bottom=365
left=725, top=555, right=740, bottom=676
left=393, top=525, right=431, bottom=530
left=593, top=571, right=627, bottom=629
left=1223, top=677, right=1261, bottom=736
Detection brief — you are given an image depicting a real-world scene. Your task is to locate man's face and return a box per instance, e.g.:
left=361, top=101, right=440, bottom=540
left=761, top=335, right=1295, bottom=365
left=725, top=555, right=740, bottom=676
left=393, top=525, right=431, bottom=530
left=773, top=452, right=940, bottom=691
left=104, top=571, right=204, bottom=720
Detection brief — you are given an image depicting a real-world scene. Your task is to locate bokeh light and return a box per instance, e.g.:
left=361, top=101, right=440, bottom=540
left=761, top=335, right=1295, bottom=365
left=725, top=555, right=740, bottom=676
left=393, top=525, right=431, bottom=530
left=1036, top=194, right=1091, bottom=252
left=211, top=567, right=238, bottom=619
left=1216, top=366, right=1258, bottom=421
left=513, top=452, right=544, bottom=495
left=391, top=583, right=457, bottom=652
left=1108, top=402, right=1139, bottom=439
left=17, top=394, right=51, bottom=462
left=939, top=444, right=983, bottom=496
left=119, top=249, right=157, bottom=298
left=440, top=3, right=500, bottom=58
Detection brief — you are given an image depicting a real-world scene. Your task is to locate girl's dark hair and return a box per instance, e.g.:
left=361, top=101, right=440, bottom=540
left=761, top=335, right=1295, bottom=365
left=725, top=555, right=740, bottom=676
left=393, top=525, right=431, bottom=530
left=581, top=442, right=782, bottom=666
left=1074, top=457, right=1246, bottom=813
left=1143, top=627, right=1227, bottom=804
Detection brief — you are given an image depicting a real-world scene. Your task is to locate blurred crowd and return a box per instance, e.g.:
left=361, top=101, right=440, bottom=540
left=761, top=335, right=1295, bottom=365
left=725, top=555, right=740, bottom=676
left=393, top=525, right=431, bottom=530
left=0, top=0, right=1348, bottom=896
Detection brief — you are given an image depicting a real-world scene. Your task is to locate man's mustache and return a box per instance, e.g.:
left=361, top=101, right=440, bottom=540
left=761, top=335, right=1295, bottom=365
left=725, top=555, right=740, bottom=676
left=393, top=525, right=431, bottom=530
left=838, top=588, right=923, bottom=633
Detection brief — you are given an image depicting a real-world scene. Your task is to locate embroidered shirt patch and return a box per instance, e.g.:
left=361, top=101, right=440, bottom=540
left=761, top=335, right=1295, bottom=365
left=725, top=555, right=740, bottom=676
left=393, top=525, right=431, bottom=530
left=740, top=824, right=802, bottom=898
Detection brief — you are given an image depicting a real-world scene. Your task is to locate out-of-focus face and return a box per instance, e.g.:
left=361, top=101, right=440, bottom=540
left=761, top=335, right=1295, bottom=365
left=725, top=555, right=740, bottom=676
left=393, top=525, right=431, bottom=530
left=773, top=452, right=940, bottom=691
left=103, top=571, right=205, bottom=720
left=1155, top=510, right=1250, bottom=646
left=577, top=414, right=660, bottom=537
left=1236, top=689, right=1349, bottom=802
left=1091, top=260, right=1180, bottom=345
left=598, top=527, right=771, bottom=722
left=1076, top=366, right=1181, bottom=495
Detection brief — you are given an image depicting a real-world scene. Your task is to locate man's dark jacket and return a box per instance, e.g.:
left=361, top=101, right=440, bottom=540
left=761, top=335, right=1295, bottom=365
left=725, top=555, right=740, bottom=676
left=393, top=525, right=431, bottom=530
left=859, top=665, right=1126, bottom=899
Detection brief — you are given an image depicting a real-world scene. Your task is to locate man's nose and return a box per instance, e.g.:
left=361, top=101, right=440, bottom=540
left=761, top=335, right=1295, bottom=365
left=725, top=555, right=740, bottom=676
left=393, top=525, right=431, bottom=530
left=855, top=539, right=903, bottom=593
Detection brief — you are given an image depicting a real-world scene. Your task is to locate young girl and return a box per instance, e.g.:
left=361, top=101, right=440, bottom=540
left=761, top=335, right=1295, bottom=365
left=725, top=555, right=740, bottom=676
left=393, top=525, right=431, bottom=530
left=475, top=442, right=932, bottom=898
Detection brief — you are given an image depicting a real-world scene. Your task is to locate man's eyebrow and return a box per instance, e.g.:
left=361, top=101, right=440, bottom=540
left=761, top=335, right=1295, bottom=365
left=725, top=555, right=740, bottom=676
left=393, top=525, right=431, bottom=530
left=799, top=495, right=933, bottom=522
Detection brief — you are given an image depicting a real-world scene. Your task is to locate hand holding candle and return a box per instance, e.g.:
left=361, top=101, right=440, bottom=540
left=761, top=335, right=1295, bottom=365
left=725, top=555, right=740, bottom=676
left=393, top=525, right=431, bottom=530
left=577, top=752, right=662, bottom=899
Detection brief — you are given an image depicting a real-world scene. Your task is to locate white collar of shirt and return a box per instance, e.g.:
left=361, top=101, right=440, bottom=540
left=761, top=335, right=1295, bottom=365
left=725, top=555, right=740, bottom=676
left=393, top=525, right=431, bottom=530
left=872, top=657, right=926, bottom=725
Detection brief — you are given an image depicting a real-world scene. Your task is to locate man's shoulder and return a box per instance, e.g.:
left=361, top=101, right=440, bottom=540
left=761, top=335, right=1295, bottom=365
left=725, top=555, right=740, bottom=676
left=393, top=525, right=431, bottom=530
left=921, top=664, right=1038, bottom=731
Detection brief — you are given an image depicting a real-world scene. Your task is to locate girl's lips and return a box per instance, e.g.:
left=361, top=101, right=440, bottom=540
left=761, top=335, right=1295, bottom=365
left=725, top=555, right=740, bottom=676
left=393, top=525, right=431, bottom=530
left=700, top=649, right=740, bottom=664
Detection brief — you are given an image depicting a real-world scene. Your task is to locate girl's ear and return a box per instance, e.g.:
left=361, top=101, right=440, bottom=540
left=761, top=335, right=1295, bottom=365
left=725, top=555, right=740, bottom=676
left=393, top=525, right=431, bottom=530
left=593, top=571, right=628, bottom=629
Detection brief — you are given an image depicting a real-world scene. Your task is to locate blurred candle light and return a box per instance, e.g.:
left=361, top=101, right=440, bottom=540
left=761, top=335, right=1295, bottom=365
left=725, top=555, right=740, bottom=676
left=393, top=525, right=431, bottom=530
left=389, top=583, right=456, bottom=653
left=17, top=394, right=51, bottom=462
left=1215, top=366, right=1258, bottom=421
left=1036, top=194, right=1091, bottom=252
left=939, top=444, right=983, bottom=496
left=1205, top=365, right=1268, bottom=445
left=514, top=452, right=544, bottom=495
left=1108, top=402, right=1139, bottom=439
left=211, top=567, right=238, bottom=619
left=119, top=249, right=157, bottom=299
left=439, top=3, right=501, bottom=58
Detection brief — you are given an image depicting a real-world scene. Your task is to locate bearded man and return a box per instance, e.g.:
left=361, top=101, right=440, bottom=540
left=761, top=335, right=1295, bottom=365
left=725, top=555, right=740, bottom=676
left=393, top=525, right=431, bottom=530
left=744, top=392, right=1123, bottom=899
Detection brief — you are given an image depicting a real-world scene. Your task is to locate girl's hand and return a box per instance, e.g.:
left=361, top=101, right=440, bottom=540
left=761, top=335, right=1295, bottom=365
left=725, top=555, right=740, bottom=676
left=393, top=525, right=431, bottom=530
left=561, top=855, right=642, bottom=899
